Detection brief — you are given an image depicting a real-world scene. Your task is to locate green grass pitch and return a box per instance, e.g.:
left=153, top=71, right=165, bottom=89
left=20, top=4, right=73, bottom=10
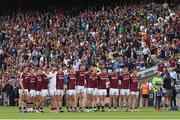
left=0, top=106, right=180, bottom=119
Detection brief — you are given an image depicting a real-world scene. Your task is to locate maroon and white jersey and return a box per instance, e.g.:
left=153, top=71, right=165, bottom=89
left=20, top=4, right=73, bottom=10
left=29, top=74, right=36, bottom=90
left=109, top=73, right=119, bottom=89
left=67, top=74, right=76, bottom=90
left=130, top=74, right=140, bottom=91
left=76, top=71, right=86, bottom=86
left=120, top=73, right=131, bottom=89
left=20, top=73, right=30, bottom=89
left=98, top=74, right=108, bottom=89
left=86, top=73, right=98, bottom=88
left=56, top=73, right=64, bottom=89
left=42, top=74, right=48, bottom=89
left=35, top=74, right=43, bottom=91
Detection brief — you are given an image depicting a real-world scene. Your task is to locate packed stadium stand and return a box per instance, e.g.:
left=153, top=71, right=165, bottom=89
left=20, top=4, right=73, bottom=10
left=0, top=0, right=180, bottom=113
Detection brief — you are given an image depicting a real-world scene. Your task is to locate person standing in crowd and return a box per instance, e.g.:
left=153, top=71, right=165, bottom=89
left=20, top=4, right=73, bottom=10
left=97, top=69, right=108, bottom=112
left=28, top=69, right=36, bottom=112
left=119, top=67, right=131, bottom=111
left=141, top=80, right=149, bottom=107
left=163, top=68, right=173, bottom=111
left=75, top=65, right=86, bottom=112
left=67, top=67, right=76, bottom=112
left=157, top=60, right=165, bottom=75
left=41, top=67, right=49, bottom=112
left=170, top=68, right=178, bottom=81
left=108, top=69, right=119, bottom=112
left=35, top=68, right=44, bottom=112
left=171, top=78, right=177, bottom=110
left=19, top=67, right=30, bottom=113
left=152, top=72, right=164, bottom=112
left=56, top=67, right=64, bottom=112
left=85, top=67, right=98, bottom=112
left=48, top=64, right=58, bottom=113
left=130, top=70, right=140, bottom=111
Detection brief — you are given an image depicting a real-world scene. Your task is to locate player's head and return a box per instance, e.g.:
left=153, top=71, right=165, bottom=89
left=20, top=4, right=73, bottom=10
left=102, top=69, right=107, bottom=74
left=29, top=68, right=34, bottom=74
left=37, top=68, right=42, bottom=74
left=92, top=67, right=97, bottom=74
left=156, top=71, right=161, bottom=78
left=124, top=67, right=129, bottom=74
left=112, top=68, right=116, bottom=74
left=133, top=70, right=138, bottom=75
left=58, top=67, right=63, bottom=73
left=23, top=66, right=29, bottom=73
left=80, top=64, right=85, bottom=71
left=70, top=67, right=75, bottom=74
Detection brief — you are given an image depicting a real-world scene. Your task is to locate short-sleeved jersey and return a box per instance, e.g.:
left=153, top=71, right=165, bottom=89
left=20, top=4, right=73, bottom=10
left=56, top=73, right=64, bottom=89
left=120, top=73, right=131, bottom=89
left=42, top=73, right=48, bottom=89
left=76, top=71, right=86, bottom=86
left=35, top=74, right=43, bottom=91
left=130, top=74, right=140, bottom=91
left=109, top=73, right=119, bottom=89
left=67, top=74, right=76, bottom=90
left=86, top=73, right=98, bottom=88
left=21, top=73, right=30, bottom=89
left=98, top=73, right=108, bottom=89
left=29, top=74, right=36, bottom=90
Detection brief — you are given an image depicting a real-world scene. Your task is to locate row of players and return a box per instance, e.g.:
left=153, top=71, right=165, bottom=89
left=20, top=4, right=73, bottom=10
left=19, top=65, right=140, bottom=113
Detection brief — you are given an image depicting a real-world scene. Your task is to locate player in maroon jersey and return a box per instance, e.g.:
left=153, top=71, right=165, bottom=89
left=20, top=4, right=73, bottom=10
left=97, top=69, right=108, bottom=112
left=85, top=67, right=98, bottom=112
left=19, top=66, right=30, bottom=113
left=130, top=70, right=140, bottom=112
left=157, top=60, right=165, bottom=75
left=119, top=67, right=131, bottom=111
left=67, top=67, right=76, bottom=112
left=75, top=65, right=86, bottom=112
left=37, top=67, right=49, bottom=113
left=56, top=67, right=64, bottom=112
left=28, top=68, right=36, bottom=112
left=108, top=69, right=119, bottom=112
left=35, top=68, right=44, bottom=112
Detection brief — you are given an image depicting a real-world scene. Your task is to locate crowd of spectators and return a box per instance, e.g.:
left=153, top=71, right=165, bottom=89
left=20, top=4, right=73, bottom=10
left=0, top=1, right=180, bottom=92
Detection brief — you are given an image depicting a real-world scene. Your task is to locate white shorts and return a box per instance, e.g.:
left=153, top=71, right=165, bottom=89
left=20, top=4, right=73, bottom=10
left=36, top=91, right=42, bottom=96
left=67, top=90, right=76, bottom=96
left=86, top=88, right=98, bottom=96
left=19, top=89, right=29, bottom=95
left=130, top=91, right=139, bottom=96
left=98, top=89, right=107, bottom=96
left=29, top=90, right=36, bottom=97
left=109, top=88, right=119, bottom=96
left=41, top=89, right=49, bottom=96
left=49, top=88, right=56, bottom=96
left=56, top=89, right=64, bottom=96
left=76, top=86, right=85, bottom=93
left=120, top=89, right=130, bottom=96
